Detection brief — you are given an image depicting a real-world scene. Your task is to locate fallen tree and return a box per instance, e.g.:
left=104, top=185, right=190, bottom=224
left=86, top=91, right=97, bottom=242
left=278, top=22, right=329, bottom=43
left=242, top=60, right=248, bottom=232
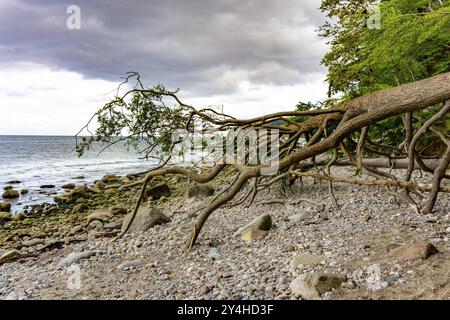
left=77, top=71, right=450, bottom=251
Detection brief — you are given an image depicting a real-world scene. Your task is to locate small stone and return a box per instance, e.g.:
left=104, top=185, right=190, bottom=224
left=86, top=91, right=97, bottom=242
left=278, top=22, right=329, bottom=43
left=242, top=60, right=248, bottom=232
left=121, top=207, right=170, bottom=234
left=2, top=189, right=19, bottom=199
left=341, top=279, right=356, bottom=289
left=241, top=229, right=268, bottom=241
left=68, top=225, right=83, bottom=235
left=391, top=242, right=438, bottom=261
left=117, top=260, right=144, bottom=270
left=89, top=220, right=104, bottom=230
left=289, top=273, right=347, bottom=300
left=284, top=244, right=296, bottom=252
left=0, top=202, right=11, bottom=213
left=207, top=248, right=220, bottom=259
left=101, top=174, right=119, bottom=184
left=72, top=203, right=88, bottom=214
left=235, top=214, right=272, bottom=236
left=62, top=183, right=76, bottom=189
left=86, top=208, right=114, bottom=224
left=289, top=212, right=314, bottom=225
left=104, top=222, right=120, bottom=230
left=188, top=184, right=215, bottom=199
left=23, top=238, right=44, bottom=247
left=145, top=183, right=171, bottom=200
left=0, top=250, right=21, bottom=264
left=291, top=254, right=324, bottom=267
left=58, top=251, right=98, bottom=267
left=20, top=189, right=28, bottom=195
left=40, top=184, right=56, bottom=189
left=6, top=180, right=21, bottom=184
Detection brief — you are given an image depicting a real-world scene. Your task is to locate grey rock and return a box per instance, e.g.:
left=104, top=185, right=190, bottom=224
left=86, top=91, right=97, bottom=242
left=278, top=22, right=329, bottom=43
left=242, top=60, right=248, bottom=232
left=57, top=251, right=98, bottom=268
left=117, top=260, right=144, bottom=270
left=288, top=212, right=314, bottom=225
left=290, top=273, right=347, bottom=300
left=121, top=207, right=170, bottom=234
left=207, top=248, right=220, bottom=259
left=23, top=238, right=45, bottom=247
left=234, top=214, right=272, bottom=236
left=145, top=183, right=171, bottom=200
left=104, top=222, right=120, bottom=230
left=188, top=184, right=215, bottom=199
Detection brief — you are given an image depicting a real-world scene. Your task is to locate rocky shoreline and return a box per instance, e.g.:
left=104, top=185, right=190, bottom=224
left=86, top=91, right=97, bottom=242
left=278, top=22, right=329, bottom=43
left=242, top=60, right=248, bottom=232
left=0, top=167, right=449, bottom=300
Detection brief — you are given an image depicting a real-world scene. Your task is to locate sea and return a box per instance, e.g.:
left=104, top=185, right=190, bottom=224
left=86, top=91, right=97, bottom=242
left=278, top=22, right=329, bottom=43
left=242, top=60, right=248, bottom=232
left=0, top=135, right=155, bottom=212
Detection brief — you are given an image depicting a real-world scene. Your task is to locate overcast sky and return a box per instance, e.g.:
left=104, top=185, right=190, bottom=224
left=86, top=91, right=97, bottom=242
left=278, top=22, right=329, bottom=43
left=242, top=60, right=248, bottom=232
left=0, top=0, right=329, bottom=135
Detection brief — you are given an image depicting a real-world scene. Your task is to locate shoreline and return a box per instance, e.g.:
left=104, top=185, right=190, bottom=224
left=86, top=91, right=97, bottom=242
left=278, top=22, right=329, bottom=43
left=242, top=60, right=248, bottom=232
left=0, top=166, right=449, bottom=300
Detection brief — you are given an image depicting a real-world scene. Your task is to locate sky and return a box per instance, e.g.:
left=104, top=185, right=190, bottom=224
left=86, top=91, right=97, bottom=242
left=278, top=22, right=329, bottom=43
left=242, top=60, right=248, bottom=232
left=0, top=0, right=329, bottom=135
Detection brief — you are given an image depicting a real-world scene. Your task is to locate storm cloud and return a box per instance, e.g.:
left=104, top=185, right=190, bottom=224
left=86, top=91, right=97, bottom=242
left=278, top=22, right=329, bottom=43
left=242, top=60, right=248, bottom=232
left=0, top=0, right=327, bottom=95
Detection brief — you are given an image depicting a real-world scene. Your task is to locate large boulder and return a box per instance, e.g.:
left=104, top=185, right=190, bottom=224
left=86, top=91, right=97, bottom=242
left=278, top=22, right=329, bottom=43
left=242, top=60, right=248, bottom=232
left=290, top=273, right=347, bottom=300
left=145, top=183, right=171, bottom=200
left=2, top=189, right=19, bottom=199
left=0, top=202, right=11, bottom=213
left=234, top=214, right=272, bottom=236
left=121, top=207, right=170, bottom=234
left=188, top=184, right=215, bottom=199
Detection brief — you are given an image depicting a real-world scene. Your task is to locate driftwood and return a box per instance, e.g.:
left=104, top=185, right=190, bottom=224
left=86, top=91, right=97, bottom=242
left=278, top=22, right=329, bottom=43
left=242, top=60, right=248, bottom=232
left=79, top=71, right=450, bottom=251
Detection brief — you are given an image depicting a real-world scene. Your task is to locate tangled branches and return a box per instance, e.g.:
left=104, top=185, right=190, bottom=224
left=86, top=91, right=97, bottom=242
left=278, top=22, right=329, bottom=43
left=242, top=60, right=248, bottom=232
left=77, top=71, right=450, bottom=252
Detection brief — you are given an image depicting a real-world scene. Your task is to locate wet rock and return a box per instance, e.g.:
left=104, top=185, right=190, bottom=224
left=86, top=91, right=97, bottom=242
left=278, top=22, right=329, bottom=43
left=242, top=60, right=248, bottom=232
left=117, top=260, right=144, bottom=270
left=391, top=241, right=438, bottom=261
left=2, top=189, right=19, bottom=199
left=20, top=189, right=28, bottom=195
left=62, top=183, right=76, bottom=189
left=54, top=185, right=91, bottom=204
left=145, top=183, right=171, bottom=200
left=121, top=207, right=170, bottom=234
left=6, top=180, right=21, bottom=184
left=290, top=273, right=347, bottom=300
left=57, top=251, right=98, bottom=267
left=234, top=214, right=272, bottom=236
left=86, top=208, right=113, bottom=224
left=72, top=203, right=88, bottom=214
left=0, top=212, right=12, bottom=224
left=0, top=202, right=11, bottom=212
left=3, top=186, right=13, bottom=190
left=40, top=185, right=56, bottom=189
left=101, top=174, right=119, bottom=184
left=188, top=184, right=215, bottom=199
left=11, top=213, right=26, bottom=221
left=291, top=254, right=324, bottom=267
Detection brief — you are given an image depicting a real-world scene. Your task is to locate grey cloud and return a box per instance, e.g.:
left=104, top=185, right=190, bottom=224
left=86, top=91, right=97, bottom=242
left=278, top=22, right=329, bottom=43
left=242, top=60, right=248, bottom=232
left=0, top=0, right=327, bottom=95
